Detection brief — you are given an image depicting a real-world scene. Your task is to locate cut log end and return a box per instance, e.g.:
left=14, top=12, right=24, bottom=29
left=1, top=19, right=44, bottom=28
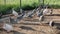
left=49, top=21, right=54, bottom=26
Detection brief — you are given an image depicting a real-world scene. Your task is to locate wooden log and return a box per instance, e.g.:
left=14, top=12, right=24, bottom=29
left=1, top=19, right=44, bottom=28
left=44, top=16, right=60, bottom=22
left=0, top=17, right=10, bottom=23
left=49, top=21, right=54, bottom=26
left=20, top=21, right=49, bottom=25
left=44, top=14, right=60, bottom=16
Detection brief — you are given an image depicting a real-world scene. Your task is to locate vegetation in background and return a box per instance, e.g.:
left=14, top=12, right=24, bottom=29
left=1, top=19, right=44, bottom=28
left=0, top=0, right=60, bottom=15
left=0, top=0, right=39, bottom=14
left=44, top=0, right=60, bottom=8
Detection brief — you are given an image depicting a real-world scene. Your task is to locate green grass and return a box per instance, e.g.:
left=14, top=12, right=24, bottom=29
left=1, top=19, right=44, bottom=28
left=0, top=0, right=60, bottom=14
left=0, top=0, right=39, bottom=7
left=44, top=0, right=60, bottom=8
left=0, top=0, right=39, bottom=14
left=44, top=0, right=60, bottom=5
left=0, top=0, right=60, bottom=9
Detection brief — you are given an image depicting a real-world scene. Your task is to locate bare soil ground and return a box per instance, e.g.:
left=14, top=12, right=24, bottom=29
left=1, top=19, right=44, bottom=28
left=0, top=24, right=60, bottom=34
left=0, top=9, right=60, bottom=34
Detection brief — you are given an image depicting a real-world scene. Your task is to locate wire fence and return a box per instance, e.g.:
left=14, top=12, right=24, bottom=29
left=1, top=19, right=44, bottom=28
left=0, top=0, right=60, bottom=6
left=0, top=0, right=60, bottom=12
left=0, top=0, right=20, bottom=5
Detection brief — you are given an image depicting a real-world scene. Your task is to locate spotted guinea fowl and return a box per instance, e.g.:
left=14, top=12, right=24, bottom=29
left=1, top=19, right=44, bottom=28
left=43, top=7, right=52, bottom=15
left=43, top=7, right=48, bottom=15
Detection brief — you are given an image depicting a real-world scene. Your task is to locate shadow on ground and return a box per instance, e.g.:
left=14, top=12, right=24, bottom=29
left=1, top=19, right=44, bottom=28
left=20, top=26, right=36, bottom=31
left=13, top=31, right=25, bottom=34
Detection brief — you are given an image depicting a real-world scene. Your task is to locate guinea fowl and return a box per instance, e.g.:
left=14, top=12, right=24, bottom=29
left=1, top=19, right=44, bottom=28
left=28, top=11, right=34, bottom=18
left=12, top=8, right=25, bottom=23
left=3, top=23, right=13, bottom=32
left=12, top=8, right=18, bottom=17
left=43, top=7, right=52, bottom=15
left=12, top=8, right=19, bottom=21
left=43, top=7, right=48, bottom=15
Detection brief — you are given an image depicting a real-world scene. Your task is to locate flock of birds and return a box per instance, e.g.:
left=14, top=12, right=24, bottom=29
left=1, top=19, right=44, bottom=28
left=0, top=6, right=53, bottom=32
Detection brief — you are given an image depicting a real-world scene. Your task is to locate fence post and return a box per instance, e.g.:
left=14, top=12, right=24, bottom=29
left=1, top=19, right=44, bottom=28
left=39, top=0, right=44, bottom=8
left=4, top=0, right=6, bottom=6
left=43, top=0, right=44, bottom=6
left=20, top=0, right=22, bottom=13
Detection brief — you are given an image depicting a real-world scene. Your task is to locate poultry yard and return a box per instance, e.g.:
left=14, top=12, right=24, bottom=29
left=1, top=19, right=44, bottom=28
left=0, top=9, right=60, bottom=34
